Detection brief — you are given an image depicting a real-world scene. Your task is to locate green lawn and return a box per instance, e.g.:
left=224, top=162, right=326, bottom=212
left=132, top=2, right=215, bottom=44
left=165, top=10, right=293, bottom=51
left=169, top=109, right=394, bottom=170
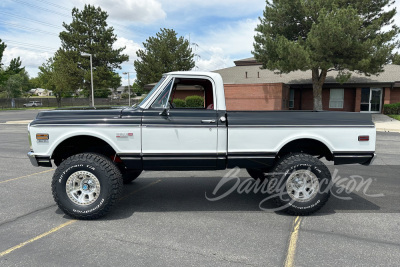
left=389, top=115, right=400, bottom=121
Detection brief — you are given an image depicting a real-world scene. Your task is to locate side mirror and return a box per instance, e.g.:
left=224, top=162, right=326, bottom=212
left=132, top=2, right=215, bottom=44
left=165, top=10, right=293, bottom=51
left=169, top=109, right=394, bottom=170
left=159, top=108, right=169, bottom=116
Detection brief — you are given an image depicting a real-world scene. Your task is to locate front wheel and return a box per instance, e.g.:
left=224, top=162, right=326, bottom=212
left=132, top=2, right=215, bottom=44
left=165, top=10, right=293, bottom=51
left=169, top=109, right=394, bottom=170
left=270, top=153, right=331, bottom=215
left=52, top=153, right=123, bottom=220
left=121, top=169, right=142, bottom=184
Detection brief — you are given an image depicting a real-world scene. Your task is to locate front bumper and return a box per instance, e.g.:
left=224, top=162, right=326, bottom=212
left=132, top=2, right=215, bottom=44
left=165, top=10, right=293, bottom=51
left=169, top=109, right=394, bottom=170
left=27, top=152, right=52, bottom=167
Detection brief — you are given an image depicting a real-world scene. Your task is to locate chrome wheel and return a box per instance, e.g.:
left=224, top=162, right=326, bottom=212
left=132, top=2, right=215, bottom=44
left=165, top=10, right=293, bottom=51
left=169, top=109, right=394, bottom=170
left=66, top=171, right=101, bottom=206
left=286, top=169, right=319, bottom=202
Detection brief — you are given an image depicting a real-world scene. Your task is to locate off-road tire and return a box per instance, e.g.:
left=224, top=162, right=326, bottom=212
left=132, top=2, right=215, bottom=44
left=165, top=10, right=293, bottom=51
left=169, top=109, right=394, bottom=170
left=121, top=169, right=142, bottom=184
left=270, top=153, right=331, bottom=216
left=52, top=153, right=123, bottom=220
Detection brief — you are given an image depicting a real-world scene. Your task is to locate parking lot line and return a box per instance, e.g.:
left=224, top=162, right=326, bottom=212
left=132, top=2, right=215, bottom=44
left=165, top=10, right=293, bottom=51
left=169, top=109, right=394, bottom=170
left=119, top=179, right=162, bottom=201
left=0, top=220, right=76, bottom=258
left=284, top=216, right=302, bottom=267
left=0, top=169, right=54, bottom=184
left=0, top=178, right=161, bottom=259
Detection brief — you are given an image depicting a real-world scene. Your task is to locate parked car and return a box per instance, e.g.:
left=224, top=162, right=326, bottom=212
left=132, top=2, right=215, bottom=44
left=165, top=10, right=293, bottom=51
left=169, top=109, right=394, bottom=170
left=23, top=101, right=43, bottom=107
left=27, top=71, right=376, bottom=219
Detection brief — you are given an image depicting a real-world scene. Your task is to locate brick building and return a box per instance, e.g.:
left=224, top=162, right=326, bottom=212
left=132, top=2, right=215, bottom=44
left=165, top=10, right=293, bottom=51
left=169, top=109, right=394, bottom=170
left=214, top=58, right=400, bottom=113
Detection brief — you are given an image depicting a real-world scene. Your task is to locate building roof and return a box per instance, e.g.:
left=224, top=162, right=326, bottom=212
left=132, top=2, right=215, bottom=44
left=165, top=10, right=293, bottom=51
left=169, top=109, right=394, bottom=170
left=214, top=57, right=400, bottom=85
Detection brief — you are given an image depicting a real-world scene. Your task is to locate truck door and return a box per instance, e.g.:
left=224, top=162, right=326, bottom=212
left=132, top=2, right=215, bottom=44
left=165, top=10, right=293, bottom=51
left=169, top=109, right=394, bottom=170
left=141, top=77, right=219, bottom=170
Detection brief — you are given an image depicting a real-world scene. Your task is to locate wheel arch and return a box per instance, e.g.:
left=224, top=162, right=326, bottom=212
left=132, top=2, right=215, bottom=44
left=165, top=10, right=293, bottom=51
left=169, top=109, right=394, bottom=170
left=277, top=137, right=333, bottom=160
left=51, top=134, right=118, bottom=166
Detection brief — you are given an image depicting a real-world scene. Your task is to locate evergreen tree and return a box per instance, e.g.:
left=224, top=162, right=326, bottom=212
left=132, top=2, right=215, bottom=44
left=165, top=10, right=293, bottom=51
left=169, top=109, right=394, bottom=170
left=253, top=0, right=399, bottom=110
left=134, top=28, right=195, bottom=88
left=0, top=39, right=24, bottom=98
left=59, top=5, right=128, bottom=101
left=392, top=53, right=400, bottom=65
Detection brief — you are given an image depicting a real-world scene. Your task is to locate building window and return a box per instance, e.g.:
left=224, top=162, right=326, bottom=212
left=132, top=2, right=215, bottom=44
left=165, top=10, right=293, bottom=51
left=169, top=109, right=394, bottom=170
left=329, top=89, right=344, bottom=108
left=289, top=89, right=294, bottom=108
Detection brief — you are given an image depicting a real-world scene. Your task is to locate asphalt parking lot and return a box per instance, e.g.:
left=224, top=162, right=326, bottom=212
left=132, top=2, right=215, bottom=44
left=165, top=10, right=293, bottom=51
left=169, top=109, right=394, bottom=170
left=0, top=110, right=399, bottom=266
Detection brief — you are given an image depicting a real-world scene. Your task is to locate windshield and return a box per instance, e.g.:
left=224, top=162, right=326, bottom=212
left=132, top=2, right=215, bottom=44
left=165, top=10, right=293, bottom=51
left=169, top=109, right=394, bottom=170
left=138, top=76, right=166, bottom=107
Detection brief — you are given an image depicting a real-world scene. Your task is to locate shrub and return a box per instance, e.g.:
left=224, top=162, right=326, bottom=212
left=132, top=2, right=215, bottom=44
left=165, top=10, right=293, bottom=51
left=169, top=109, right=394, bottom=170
left=185, top=95, right=204, bottom=108
left=383, top=103, right=400, bottom=115
left=173, top=98, right=186, bottom=108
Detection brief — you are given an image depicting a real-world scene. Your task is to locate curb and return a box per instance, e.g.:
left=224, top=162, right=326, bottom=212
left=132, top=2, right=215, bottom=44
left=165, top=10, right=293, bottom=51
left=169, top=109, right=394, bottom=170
left=0, top=120, right=32, bottom=125
left=376, top=128, right=400, bottom=133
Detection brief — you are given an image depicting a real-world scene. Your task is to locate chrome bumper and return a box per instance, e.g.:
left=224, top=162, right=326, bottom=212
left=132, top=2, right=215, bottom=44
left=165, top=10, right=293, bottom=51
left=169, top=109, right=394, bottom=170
left=27, top=152, right=52, bottom=167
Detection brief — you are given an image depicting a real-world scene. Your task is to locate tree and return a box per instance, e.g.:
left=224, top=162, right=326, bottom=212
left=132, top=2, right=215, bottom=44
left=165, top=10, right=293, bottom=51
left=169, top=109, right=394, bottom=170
left=0, top=39, right=6, bottom=70
left=3, top=70, right=30, bottom=98
left=392, top=53, right=400, bottom=65
left=38, top=50, right=82, bottom=107
left=29, top=77, right=41, bottom=89
left=131, top=81, right=143, bottom=96
left=253, top=0, right=399, bottom=110
left=58, top=5, right=128, bottom=102
left=134, top=28, right=195, bottom=88
left=0, top=39, right=24, bottom=91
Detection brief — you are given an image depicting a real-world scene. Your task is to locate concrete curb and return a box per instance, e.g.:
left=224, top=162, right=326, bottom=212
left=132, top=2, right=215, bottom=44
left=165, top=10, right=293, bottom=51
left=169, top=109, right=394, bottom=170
left=0, top=120, right=32, bottom=125
left=376, top=128, right=400, bottom=133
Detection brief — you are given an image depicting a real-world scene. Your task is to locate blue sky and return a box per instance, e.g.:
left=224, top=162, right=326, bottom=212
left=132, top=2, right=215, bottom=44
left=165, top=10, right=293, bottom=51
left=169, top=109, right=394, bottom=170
left=0, top=0, right=399, bottom=87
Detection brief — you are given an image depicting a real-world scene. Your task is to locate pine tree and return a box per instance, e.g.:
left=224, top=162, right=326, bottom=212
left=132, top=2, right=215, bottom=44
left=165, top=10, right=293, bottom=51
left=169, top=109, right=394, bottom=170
left=59, top=5, right=128, bottom=100
left=253, top=0, right=399, bottom=110
left=134, top=28, right=195, bottom=89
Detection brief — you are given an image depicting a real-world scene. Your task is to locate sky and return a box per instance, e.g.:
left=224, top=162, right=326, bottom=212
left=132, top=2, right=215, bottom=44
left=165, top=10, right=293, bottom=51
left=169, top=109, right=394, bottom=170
left=0, top=0, right=399, bottom=87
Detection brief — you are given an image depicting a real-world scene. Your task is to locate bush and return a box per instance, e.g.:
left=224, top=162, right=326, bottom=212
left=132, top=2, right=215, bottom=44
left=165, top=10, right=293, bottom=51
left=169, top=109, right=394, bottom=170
left=173, top=98, right=186, bottom=108
left=185, top=95, right=204, bottom=108
left=383, top=103, right=400, bottom=115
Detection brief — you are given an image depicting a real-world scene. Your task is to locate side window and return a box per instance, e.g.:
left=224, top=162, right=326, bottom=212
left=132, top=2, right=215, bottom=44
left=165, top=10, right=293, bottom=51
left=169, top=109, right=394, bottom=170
left=169, top=78, right=214, bottom=109
left=151, top=80, right=173, bottom=109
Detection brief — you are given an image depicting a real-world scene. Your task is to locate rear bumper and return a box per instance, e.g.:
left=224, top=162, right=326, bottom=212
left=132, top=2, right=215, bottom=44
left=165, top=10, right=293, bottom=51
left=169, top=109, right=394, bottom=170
left=333, top=152, right=376, bottom=166
left=27, top=152, right=52, bottom=167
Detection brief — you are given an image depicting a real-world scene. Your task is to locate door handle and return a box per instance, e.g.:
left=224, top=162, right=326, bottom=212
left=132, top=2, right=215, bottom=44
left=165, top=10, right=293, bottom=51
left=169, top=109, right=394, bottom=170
left=201, top=120, right=216, bottom=123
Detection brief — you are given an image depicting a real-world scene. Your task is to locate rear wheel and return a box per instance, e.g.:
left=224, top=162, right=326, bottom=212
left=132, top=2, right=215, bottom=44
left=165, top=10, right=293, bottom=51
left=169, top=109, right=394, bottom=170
left=52, top=153, right=123, bottom=220
left=270, top=153, right=331, bottom=215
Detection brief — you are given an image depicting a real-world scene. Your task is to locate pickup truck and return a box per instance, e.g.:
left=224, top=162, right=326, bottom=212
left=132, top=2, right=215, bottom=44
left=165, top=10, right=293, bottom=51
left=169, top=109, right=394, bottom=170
left=27, top=72, right=376, bottom=219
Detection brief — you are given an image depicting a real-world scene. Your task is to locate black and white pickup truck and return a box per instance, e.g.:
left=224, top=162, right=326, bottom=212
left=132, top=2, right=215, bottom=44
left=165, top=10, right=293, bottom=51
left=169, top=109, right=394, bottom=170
left=27, top=72, right=376, bottom=219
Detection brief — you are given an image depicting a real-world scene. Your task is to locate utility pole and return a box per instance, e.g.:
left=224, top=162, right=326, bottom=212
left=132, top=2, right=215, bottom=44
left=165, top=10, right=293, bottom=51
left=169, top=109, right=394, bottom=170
left=123, top=72, right=133, bottom=106
left=81, top=53, right=95, bottom=107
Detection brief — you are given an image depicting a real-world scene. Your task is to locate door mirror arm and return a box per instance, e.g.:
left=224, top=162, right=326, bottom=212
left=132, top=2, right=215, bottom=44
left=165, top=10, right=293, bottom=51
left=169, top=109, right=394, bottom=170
left=159, top=108, right=169, bottom=116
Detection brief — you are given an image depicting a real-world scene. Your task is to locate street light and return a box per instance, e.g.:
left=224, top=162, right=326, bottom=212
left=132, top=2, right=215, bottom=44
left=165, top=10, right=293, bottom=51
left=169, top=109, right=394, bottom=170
left=81, top=53, right=94, bottom=108
left=122, top=72, right=133, bottom=106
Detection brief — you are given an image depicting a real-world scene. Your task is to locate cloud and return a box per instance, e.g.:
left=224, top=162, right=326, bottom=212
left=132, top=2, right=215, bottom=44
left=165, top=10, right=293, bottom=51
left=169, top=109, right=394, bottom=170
left=199, top=19, right=258, bottom=56
left=114, top=37, right=142, bottom=64
left=191, top=19, right=258, bottom=71
left=72, top=0, right=166, bottom=23
left=195, top=47, right=232, bottom=71
left=2, top=46, right=53, bottom=77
